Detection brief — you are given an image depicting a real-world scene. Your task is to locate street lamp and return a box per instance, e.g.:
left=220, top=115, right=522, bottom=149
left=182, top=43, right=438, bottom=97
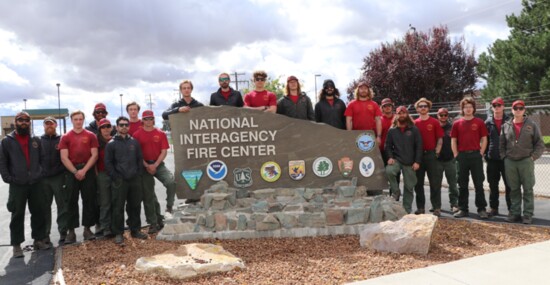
left=23, top=99, right=27, bottom=110
left=120, top=94, right=123, bottom=116
left=314, top=74, right=321, bottom=104
left=56, top=83, right=61, bottom=134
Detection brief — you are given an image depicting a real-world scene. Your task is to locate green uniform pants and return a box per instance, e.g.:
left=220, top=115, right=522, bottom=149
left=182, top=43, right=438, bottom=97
left=456, top=151, right=487, bottom=213
left=7, top=183, right=47, bottom=245
left=97, top=172, right=112, bottom=232
left=142, top=172, right=164, bottom=226
left=439, top=158, right=459, bottom=208
left=386, top=161, right=418, bottom=214
left=111, top=176, right=143, bottom=235
left=505, top=157, right=535, bottom=217
left=41, top=172, right=68, bottom=236
left=65, top=167, right=98, bottom=229
left=155, top=162, right=176, bottom=209
left=414, top=151, right=442, bottom=210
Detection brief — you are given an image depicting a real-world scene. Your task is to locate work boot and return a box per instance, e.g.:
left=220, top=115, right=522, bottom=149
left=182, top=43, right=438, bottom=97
left=13, top=244, right=23, bottom=258
left=522, top=215, right=533, bottom=225
left=506, top=214, right=522, bottom=223
left=33, top=239, right=51, bottom=250
left=451, top=205, right=460, bottom=213
left=44, top=236, right=51, bottom=246
left=148, top=224, right=159, bottom=234
left=131, top=230, right=148, bottom=240
left=165, top=206, right=173, bottom=214
left=414, top=208, right=425, bottom=215
left=453, top=210, right=469, bottom=218
left=59, top=231, right=67, bottom=243
left=64, top=229, right=76, bottom=244
left=478, top=210, right=489, bottom=220
left=433, top=209, right=441, bottom=217
left=489, top=208, right=499, bottom=216
left=114, top=234, right=124, bottom=245
left=83, top=227, right=95, bottom=241
left=103, top=230, right=115, bottom=239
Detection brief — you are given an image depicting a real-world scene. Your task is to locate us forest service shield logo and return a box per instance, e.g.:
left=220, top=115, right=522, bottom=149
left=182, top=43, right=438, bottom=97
left=356, top=132, right=376, bottom=153
left=261, top=161, right=281, bottom=182
left=338, top=157, right=353, bottom=178
left=288, top=160, right=305, bottom=181
left=233, top=168, right=252, bottom=188
left=359, top=156, right=375, bottom=177
left=206, top=160, right=228, bottom=181
left=181, top=170, right=203, bottom=190
left=312, top=157, right=333, bottom=177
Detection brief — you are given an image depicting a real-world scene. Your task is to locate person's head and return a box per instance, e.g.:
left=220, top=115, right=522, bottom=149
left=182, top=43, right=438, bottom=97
left=511, top=100, right=526, bottom=118
left=93, top=103, right=108, bottom=121
left=437, top=108, right=449, bottom=124
left=491, top=97, right=504, bottom=115
left=460, top=97, right=476, bottom=116
left=70, top=110, right=85, bottom=129
left=141, top=110, right=155, bottom=128
left=218, top=72, right=231, bottom=89
left=179, top=80, right=193, bottom=97
left=43, top=116, right=57, bottom=136
left=381, top=98, right=394, bottom=115
left=116, top=116, right=130, bottom=136
left=415, top=98, right=432, bottom=115
left=354, top=81, right=374, bottom=100
left=126, top=102, right=141, bottom=119
left=252, top=70, right=267, bottom=90
left=98, top=118, right=112, bottom=139
left=285, top=75, right=301, bottom=95
left=319, top=79, right=340, bottom=101
left=393, top=106, right=413, bottom=127
left=14, top=111, right=31, bottom=135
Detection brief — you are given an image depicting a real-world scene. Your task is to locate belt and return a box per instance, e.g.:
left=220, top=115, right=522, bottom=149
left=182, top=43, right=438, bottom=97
left=423, top=150, right=435, bottom=154
left=460, top=150, right=478, bottom=154
left=145, top=160, right=156, bottom=164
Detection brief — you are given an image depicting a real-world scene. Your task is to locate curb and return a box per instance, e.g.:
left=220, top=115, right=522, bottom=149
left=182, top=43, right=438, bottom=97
left=51, top=246, right=66, bottom=285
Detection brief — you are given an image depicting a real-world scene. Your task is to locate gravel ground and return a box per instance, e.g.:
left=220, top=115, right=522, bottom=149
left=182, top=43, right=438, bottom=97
left=62, top=219, right=550, bottom=285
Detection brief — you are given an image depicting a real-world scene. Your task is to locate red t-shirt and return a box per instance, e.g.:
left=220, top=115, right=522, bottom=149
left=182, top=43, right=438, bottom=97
left=132, top=128, right=169, bottom=161
left=97, top=138, right=111, bottom=172
left=221, top=90, right=231, bottom=101
left=494, top=118, right=503, bottom=134
left=59, top=129, right=99, bottom=165
left=129, top=120, right=142, bottom=136
left=15, top=134, right=30, bottom=168
left=327, top=98, right=334, bottom=107
left=514, top=122, right=523, bottom=140
left=288, top=95, right=299, bottom=104
left=344, top=99, right=382, bottom=131
left=380, top=114, right=394, bottom=151
left=244, top=90, right=277, bottom=107
left=415, top=116, right=444, bottom=151
left=450, top=117, right=488, bottom=152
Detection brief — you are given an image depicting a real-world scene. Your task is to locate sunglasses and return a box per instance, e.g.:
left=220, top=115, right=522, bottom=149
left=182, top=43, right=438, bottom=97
left=382, top=104, right=393, bottom=108
left=254, top=77, right=266, bottom=82
left=143, top=117, right=154, bottom=121
left=219, top=77, right=230, bottom=82
left=492, top=104, right=502, bottom=108
left=17, top=118, right=30, bottom=123
left=438, top=114, right=448, bottom=117
left=118, top=123, right=129, bottom=127
left=100, top=125, right=112, bottom=129
left=417, top=105, right=429, bottom=109
left=94, top=111, right=107, bottom=115
left=513, top=106, right=525, bottom=111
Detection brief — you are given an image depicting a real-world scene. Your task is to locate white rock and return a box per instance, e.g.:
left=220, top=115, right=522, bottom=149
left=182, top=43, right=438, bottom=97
left=135, top=243, right=245, bottom=279
left=359, top=214, right=438, bottom=255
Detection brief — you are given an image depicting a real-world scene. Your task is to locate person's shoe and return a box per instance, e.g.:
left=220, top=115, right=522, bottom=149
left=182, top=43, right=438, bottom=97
left=433, top=209, right=441, bottom=217
left=131, top=230, right=148, bottom=240
left=13, top=244, right=23, bottom=258
left=148, top=224, right=159, bottom=234
left=33, top=239, right=51, bottom=250
left=59, top=231, right=67, bottom=243
left=489, top=208, right=499, bottom=216
left=165, top=206, right=173, bottom=214
left=103, top=230, right=115, bottom=239
left=506, top=214, right=522, bottom=223
left=83, top=227, right=96, bottom=241
left=414, top=208, right=425, bottom=215
left=522, top=215, right=533, bottom=224
left=44, top=236, right=51, bottom=246
left=478, top=210, right=489, bottom=220
left=94, top=230, right=104, bottom=238
left=114, top=234, right=124, bottom=245
left=391, top=193, right=400, bottom=202
left=429, top=208, right=434, bottom=213
left=454, top=210, right=469, bottom=218
left=64, top=229, right=76, bottom=244
left=451, top=205, right=460, bottom=213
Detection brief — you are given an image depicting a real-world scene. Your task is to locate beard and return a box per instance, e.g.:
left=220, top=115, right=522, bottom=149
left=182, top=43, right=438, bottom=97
left=45, top=126, right=57, bottom=136
left=16, top=125, right=30, bottom=135
left=398, top=117, right=408, bottom=124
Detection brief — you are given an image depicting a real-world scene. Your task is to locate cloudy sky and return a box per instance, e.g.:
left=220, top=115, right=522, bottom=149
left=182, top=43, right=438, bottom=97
left=0, top=0, right=522, bottom=129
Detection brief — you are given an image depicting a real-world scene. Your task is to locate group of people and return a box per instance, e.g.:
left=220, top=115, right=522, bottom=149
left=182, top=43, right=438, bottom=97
left=1, top=101, right=175, bottom=258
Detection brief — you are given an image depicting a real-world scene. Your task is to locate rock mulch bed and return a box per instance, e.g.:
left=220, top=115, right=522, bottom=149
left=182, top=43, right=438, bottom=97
left=61, top=219, right=550, bottom=284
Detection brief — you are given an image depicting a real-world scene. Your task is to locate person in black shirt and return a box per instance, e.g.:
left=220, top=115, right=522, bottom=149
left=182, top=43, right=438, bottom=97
left=314, top=79, right=346, bottom=129
left=210, top=73, right=244, bottom=107
left=436, top=108, right=459, bottom=213
left=162, top=80, right=204, bottom=120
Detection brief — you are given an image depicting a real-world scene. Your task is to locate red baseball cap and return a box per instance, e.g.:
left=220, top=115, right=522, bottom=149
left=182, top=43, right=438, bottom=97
left=94, top=103, right=107, bottom=111
left=142, top=110, right=155, bottom=119
left=437, top=108, right=449, bottom=115
left=512, top=100, right=525, bottom=108
left=99, top=118, right=111, bottom=128
left=287, top=75, right=299, bottom=83
left=381, top=98, right=393, bottom=106
left=396, top=106, right=408, bottom=114
left=491, top=97, right=504, bottom=105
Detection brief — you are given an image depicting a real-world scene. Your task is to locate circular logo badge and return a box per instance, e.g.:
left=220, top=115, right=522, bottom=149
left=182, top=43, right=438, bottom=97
left=206, top=160, right=228, bottom=181
left=356, top=132, right=376, bottom=153
left=426, top=124, right=433, bottom=131
left=471, top=123, right=478, bottom=131
left=312, top=157, right=333, bottom=177
left=261, top=161, right=281, bottom=182
left=359, top=156, right=375, bottom=177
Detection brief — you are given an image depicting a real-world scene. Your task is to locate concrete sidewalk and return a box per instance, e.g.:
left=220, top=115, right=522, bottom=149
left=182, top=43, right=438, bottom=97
left=348, top=239, right=550, bottom=285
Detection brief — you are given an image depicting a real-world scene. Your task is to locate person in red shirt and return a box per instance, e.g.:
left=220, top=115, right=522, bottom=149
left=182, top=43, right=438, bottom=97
left=344, top=81, right=382, bottom=144
left=126, top=101, right=142, bottom=136
left=243, top=70, right=277, bottom=113
left=59, top=110, right=99, bottom=244
left=96, top=118, right=114, bottom=238
left=133, top=110, right=174, bottom=230
left=451, top=97, right=488, bottom=219
left=413, top=98, right=444, bottom=216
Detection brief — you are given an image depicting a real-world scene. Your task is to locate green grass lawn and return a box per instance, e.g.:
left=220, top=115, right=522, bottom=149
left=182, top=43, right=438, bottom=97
left=544, top=136, right=550, bottom=148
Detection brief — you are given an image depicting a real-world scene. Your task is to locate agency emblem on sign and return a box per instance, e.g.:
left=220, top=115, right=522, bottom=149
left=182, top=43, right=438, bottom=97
left=206, top=160, right=228, bottom=181
left=261, top=161, right=281, bottom=182
left=312, top=157, right=333, bottom=177
left=288, top=160, right=305, bottom=180
left=181, top=170, right=203, bottom=190
left=359, top=156, right=375, bottom=177
left=338, top=157, right=354, bottom=178
left=233, top=167, right=252, bottom=188
left=356, top=132, right=376, bottom=153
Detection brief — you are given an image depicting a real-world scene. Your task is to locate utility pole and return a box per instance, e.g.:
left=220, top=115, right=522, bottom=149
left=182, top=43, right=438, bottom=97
left=148, top=94, right=153, bottom=110
left=232, top=72, right=247, bottom=91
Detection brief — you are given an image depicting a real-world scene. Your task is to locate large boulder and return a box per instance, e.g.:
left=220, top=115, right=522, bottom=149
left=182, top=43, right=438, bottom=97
left=359, top=214, right=438, bottom=255
left=135, top=243, right=245, bottom=279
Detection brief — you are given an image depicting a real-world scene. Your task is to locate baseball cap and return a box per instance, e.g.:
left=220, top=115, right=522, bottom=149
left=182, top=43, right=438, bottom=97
left=94, top=103, right=107, bottom=111
left=43, top=116, right=56, bottom=124
left=98, top=118, right=111, bottom=128
left=491, top=97, right=504, bottom=105
left=381, top=98, right=393, bottom=106
left=437, top=108, right=449, bottom=115
left=357, top=81, right=370, bottom=88
left=512, top=100, right=525, bottom=108
left=287, top=75, right=299, bottom=83
left=396, top=106, right=408, bottom=114
left=142, top=110, right=155, bottom=119
left=15, top=111, right=30, bottom=120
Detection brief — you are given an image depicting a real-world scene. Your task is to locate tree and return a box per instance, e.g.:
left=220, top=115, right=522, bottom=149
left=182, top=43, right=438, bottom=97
left=477, top=0, right=550, bottom=103
left=348, top=26, right=477, bottom=106
left=241, top=77, right=285, bottom=99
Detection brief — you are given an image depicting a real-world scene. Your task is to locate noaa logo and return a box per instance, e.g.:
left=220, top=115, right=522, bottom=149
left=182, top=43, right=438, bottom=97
left=312, top=157, right=333, bottom=177
left=356, top=132, right=376, bottom=153
left=206, top=160, right=227, bottom=181
left=233, top=167, right=252, bottom=188
left=359, top=157, right=375, bottom=177
left=261, top=161, right=281, bottom=182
